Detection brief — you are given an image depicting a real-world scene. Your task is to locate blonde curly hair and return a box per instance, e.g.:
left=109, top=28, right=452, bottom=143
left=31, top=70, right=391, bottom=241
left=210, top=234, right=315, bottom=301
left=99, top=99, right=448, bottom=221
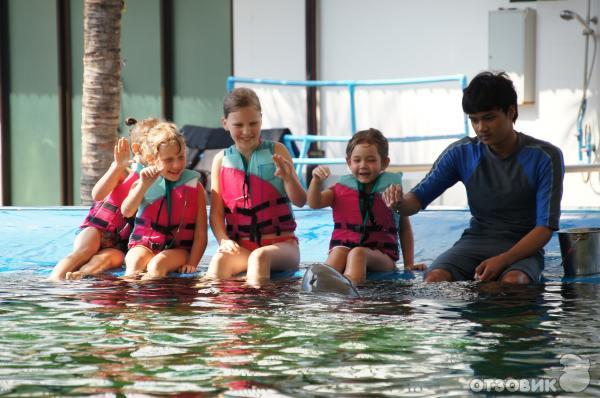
left=142, top=122, right=186, bottom=162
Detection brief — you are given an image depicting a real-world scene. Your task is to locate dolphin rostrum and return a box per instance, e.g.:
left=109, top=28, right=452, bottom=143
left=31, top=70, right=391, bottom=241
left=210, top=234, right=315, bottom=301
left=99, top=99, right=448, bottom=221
left=301, top=263, right=360, bottom=297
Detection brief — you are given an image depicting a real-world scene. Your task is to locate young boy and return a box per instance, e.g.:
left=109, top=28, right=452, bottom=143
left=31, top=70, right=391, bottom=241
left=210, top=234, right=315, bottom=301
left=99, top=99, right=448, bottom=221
left=308, top=128, right=424, bottom=284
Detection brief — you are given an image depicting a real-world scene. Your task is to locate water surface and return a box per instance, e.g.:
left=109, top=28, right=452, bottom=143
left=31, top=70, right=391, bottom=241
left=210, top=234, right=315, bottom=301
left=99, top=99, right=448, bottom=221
left=1, top=208, right=600, bottom=396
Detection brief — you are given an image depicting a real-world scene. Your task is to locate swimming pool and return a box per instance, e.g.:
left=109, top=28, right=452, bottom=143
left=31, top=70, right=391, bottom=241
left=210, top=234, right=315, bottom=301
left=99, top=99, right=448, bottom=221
left=1, top=207, right=599, bottom=396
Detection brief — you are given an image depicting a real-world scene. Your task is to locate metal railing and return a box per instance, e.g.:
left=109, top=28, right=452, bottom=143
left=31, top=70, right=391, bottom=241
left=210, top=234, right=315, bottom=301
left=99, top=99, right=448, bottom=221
left=227, top=75, right=469, bottom=185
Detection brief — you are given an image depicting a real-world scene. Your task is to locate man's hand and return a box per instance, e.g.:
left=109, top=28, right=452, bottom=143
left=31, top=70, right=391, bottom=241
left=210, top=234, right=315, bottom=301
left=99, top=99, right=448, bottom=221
left=474, top=254, right=510, bottom=281
left=404, top=262, right=427, bottom=271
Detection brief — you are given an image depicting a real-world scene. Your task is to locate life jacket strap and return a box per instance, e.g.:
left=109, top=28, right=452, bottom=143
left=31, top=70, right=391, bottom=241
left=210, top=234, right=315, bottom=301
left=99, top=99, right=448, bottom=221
left=86, top=201, right=122, bottom=229
left=135, top=217, right=195, bottom=235
left=334, top=222, right=398, bottom=234
left=100, top=201, right=119, bottom=212
left=230, top=196, right=290, bottom=216
left=224, top=195, right=294, bottom=242
left=86, top=216, right=109, bottom=229
left=235, top=219, right=273, bottom=233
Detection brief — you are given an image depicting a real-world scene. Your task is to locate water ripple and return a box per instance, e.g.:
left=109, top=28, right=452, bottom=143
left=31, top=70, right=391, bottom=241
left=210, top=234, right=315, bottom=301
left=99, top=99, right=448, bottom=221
left=1, top=275, right=600, bottom=396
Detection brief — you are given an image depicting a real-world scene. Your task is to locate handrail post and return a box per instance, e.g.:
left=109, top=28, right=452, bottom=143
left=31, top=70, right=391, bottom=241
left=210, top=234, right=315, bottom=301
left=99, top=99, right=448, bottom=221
left=460, top=75, right=469, bottom=137
left=226, top=76, right=235, bottom=92
left=348, top=83, right=357, bottom=134
left=296, top=136, right=311, bottom=187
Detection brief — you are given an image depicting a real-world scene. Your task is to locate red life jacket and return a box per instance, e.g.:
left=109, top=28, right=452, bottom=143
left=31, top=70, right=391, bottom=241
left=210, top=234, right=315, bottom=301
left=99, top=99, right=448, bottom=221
left=80, top=162, right=143, bottom=241
left=330, top=172, right=403, bottom=261
left=220, top=141, right=296, bottom=244
left=129, top=169, right=201, bottom=252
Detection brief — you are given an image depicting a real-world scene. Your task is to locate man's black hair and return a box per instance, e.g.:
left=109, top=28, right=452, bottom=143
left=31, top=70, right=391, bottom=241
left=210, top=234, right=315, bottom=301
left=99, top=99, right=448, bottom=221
left=462, top=71, right=518, bottom=122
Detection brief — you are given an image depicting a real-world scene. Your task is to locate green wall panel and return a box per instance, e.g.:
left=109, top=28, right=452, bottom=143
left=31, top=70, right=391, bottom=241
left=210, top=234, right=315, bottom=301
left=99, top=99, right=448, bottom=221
left=4, top=0, right=232, bottom=205
left=8, top=0, right=60, bottom=205
left=173, top=0, right=231, bottom=128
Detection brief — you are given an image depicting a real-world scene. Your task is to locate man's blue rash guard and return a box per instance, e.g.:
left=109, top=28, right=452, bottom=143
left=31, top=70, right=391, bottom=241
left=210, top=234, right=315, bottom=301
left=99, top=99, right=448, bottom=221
left=411, top=132, right=564, bottom=241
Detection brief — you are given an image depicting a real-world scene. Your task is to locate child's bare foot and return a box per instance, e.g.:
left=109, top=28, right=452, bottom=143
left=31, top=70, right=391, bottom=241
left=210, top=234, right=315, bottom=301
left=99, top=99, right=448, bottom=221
left=121, top=272, right=143, bottom=282
left=196, top=274, right=214, bottom=283
left=65, top=271, right=86, bottom=280
left=245, top=276, right=269, bottom=289
left=140, top=272, right=162, bottom=281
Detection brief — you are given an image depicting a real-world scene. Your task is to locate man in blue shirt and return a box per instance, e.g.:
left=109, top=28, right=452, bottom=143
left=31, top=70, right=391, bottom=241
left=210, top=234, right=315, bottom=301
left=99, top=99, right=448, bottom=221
left=383, top=71, right=564, bottom=284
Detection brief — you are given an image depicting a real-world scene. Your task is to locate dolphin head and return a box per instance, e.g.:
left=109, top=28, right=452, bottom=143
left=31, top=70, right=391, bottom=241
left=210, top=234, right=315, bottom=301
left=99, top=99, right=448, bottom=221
left=301, top=263, right=360, bottom=297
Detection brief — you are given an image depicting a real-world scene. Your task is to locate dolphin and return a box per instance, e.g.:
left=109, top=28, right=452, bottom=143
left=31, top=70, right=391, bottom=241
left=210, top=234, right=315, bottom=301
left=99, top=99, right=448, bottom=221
left=301, top=263, right=360, bottom=297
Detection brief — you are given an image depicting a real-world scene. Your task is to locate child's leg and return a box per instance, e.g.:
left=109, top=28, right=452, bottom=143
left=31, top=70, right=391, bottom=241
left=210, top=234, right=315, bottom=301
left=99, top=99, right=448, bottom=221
left=143, top=248, right=189, bottom=280
left=325, top=246, right=351, bottom=273
left=124, top=246, right=154, bottom=277
left=344, top=247, right=395, bottom=284
left=49, top=227, right=102, bottom=281
left=246, top=239, right=300, bottom=285
left=65, top=248, right=125, bottom=280
left=206, top=249, right=251, bottom=279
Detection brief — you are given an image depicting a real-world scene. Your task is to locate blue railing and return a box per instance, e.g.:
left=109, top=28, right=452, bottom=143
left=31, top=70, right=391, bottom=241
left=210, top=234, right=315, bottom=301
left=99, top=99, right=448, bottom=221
left=227, top=75, right=469, bottom=184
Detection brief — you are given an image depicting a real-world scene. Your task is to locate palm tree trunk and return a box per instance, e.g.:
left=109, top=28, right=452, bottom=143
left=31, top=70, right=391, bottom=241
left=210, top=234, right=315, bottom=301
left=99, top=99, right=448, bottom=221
left=80, top=0, right=122, bottom=205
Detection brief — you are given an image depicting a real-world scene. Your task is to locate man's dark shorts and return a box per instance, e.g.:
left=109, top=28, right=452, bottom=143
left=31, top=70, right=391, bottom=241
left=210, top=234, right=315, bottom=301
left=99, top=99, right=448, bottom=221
left=426, top=234, right=544, bottom=283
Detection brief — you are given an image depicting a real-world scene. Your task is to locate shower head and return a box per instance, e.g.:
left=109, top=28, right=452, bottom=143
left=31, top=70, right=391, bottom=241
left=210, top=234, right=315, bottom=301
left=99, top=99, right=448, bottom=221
left=560, top=10, right=577, bottom=21
left=560, top=10, right=575, bottom=20
left=560, top=9, right=597, bottom=35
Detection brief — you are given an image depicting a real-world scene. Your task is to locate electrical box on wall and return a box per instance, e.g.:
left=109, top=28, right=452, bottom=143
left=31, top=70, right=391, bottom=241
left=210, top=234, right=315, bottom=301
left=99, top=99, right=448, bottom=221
left=489, top=8, right=536, bottom=104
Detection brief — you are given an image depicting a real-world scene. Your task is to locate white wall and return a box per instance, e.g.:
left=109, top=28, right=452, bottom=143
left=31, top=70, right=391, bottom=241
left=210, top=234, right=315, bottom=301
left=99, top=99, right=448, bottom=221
left=233, top=0, right=600, bottom=208
left=233, top=0, right=308, bottom=134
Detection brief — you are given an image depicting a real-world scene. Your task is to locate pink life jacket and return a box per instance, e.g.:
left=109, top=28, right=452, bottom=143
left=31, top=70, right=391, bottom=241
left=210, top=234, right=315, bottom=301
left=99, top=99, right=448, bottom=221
left=80, top=162, right=144, bottom=241
left=220, top=141, right=296, bottom=244
left=128, top=169, right=201, bottom=252
left=330, top=172, right=403, bottom=261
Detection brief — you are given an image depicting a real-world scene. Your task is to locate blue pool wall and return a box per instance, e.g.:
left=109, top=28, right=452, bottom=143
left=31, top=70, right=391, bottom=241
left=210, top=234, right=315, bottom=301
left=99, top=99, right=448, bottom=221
left=1, top=207, right=599, bottom=280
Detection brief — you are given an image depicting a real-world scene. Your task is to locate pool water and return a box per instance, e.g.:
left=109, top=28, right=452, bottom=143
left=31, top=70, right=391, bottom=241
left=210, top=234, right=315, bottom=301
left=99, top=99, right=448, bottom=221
left=1, top=207, right=600, bottom=397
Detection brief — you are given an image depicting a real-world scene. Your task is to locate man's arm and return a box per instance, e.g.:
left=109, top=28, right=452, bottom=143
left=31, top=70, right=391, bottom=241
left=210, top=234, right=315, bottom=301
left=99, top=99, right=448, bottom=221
left=383, top=140, right=465, bottom=215
left=474, top=226, right=553, bottom=281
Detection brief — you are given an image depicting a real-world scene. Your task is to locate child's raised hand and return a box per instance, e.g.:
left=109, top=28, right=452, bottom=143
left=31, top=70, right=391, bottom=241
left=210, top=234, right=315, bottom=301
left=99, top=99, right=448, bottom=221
left=217, top=239, right=240, bottom=254
left=311, top=165, right=330, bottom=182
left=273, top=154, right=294, bottom=181
left=140, top=164, right=163, bottom=186
left=114, top=137, right=132, bottom=169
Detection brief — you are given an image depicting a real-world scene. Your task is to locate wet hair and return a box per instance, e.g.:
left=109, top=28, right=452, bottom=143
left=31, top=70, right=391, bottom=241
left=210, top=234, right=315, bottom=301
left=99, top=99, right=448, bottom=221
left=143, top=122, right=186, bottom=161
left=346, top=128, right=389, bottom=159
left=223, top=87, right=262, bottom=118
left=462, top=71, right=518, bottom=122
left=125, top=116, right=161, bottom=147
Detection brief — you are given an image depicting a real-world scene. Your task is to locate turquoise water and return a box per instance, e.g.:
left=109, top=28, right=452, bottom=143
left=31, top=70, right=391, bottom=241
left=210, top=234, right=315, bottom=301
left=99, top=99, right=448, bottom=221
left=1, top=208, right=600, bottom=396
